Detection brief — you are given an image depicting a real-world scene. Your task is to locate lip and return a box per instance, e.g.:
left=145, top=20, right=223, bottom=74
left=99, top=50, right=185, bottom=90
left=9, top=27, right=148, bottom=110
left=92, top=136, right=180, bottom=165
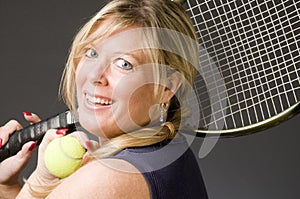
left=83, top=92, right=113, bottom=111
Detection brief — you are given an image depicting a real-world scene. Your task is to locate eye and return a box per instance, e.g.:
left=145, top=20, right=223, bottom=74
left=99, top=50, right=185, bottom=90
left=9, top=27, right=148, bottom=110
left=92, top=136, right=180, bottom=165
left=113, top=59, right=133, bottom=70
left=85, top=48, right=98, bottom=58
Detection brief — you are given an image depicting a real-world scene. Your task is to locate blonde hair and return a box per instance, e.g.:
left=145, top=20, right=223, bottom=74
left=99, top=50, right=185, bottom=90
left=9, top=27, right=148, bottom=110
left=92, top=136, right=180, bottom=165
left=60, top=0, right=198, bottom=156
left=29, top=0, right=198, bottom=197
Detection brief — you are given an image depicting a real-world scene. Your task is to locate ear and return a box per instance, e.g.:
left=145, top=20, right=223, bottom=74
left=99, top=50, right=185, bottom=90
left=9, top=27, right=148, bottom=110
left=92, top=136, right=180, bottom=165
left=161, top=71, right=183, bottom=103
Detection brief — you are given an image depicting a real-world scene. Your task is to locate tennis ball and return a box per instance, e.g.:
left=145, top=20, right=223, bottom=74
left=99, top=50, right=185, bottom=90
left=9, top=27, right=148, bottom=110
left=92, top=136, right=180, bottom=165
left=44, top=136, right=86, bottom=178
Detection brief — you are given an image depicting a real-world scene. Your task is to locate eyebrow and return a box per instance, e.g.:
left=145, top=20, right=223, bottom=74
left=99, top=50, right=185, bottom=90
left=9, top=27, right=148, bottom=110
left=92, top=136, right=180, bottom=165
left=113, top=51, right=146, bottom=65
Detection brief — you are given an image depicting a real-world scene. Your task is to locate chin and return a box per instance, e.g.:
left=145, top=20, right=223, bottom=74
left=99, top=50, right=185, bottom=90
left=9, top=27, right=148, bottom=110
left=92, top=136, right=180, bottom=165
left=78, top=115, right=120, bottom=139
left=77, top=110, right=99, bottom=133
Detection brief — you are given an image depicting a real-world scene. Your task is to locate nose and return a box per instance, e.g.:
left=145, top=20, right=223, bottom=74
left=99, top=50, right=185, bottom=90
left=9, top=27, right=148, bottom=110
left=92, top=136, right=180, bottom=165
left=87, top=61, right=110, bottom=86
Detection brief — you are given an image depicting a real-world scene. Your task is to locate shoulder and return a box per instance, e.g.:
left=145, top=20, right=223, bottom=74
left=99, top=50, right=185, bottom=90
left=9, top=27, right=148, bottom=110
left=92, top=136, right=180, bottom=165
left=47, top=158, right=150, bottom=199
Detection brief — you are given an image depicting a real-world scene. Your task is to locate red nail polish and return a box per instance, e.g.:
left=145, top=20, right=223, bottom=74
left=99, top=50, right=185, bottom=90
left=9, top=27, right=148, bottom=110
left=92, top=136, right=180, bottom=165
left=0, top=138, right=3, bottom=148
left=29, top=141, right=37, bottom=151
left=85, top=141, right=91, bottom=149
left=23, top=112, right=32, bottom=116
left=56, top=128, right=68, bottom=135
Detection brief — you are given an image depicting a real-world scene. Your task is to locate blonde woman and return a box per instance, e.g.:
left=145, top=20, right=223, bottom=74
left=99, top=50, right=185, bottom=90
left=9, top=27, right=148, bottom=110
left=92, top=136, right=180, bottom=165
left=0, top=0, right=208, bottom=198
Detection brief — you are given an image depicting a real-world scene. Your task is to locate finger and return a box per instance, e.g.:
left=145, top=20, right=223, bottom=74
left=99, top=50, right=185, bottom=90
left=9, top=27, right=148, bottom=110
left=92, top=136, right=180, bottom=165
left=0, top=120, right=22, bottom=145
left=38, top=129, right=67, bottom=153
left=85, top=140, right=100, bottom=152
left=81, top=140, right=100, bottom=165
left=0, top=141, right=36, bottom=184
left=16, top=141, right=37, bottom=161
left=23, top=112, right=41, bottom=124
left=67, top=131, right=99, bottom=151
left=82, top=151, right=93, bottom=165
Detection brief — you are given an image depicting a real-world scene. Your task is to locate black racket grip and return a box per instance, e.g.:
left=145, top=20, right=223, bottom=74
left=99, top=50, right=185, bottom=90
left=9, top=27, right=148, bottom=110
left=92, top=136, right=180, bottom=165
left=0, top=110, right=77, bottom=162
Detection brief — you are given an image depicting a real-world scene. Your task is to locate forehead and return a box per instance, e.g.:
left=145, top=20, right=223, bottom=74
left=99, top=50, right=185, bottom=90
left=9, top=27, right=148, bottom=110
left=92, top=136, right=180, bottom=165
left=89, top=18, right=147, bottom=53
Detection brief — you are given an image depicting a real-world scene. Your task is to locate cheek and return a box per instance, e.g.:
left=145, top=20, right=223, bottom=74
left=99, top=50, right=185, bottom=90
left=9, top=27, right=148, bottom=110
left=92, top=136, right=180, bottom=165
left=112, top=69, right=164, bottom=127
left=127, top=85, right=160, bottom=125
left=110, top=84, right=159, bottom=132
left=75, top=62, right=86, bottom=89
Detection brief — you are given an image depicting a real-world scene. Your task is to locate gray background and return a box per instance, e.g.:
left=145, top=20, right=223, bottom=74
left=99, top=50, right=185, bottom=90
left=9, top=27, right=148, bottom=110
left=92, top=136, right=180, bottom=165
left=0, top=1, right=299, bottom=198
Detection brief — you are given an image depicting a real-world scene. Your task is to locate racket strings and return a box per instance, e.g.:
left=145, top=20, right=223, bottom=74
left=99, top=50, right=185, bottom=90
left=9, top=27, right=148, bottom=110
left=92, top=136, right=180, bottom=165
left=195, top=62, right=299, bottom=107
left=184, top=0, right=300, bottom=130
left=192, top=49, right=299, bottom=127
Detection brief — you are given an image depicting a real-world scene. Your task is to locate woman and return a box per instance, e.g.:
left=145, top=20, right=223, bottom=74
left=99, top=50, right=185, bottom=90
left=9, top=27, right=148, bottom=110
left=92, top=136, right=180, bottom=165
left=0, top=0, right=208, bottom=198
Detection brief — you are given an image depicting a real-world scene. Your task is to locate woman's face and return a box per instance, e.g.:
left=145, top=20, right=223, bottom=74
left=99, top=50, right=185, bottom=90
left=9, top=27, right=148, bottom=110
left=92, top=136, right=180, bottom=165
left=75, top=19, right=167, bottom=139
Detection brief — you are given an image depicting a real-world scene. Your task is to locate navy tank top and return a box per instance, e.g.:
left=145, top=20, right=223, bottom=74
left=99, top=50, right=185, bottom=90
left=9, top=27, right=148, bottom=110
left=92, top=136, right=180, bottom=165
left=111, top=133, right=208, bottom=199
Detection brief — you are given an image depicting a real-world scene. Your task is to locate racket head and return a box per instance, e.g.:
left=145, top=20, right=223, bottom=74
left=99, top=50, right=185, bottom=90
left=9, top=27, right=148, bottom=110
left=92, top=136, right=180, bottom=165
left=178, top=0, right=300, bottom=137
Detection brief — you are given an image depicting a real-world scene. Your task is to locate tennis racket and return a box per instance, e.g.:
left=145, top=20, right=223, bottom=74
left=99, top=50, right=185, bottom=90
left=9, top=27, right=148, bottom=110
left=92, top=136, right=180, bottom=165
left=178, top=0, right=299, bottom=137
left=0, top=111, right=77, bottom=162
left=0, top=0, right=299, bottom=162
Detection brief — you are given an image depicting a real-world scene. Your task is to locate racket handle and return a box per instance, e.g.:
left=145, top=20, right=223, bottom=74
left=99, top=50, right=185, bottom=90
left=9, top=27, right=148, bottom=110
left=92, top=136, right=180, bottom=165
left=0, top=110, right=77, bottom=162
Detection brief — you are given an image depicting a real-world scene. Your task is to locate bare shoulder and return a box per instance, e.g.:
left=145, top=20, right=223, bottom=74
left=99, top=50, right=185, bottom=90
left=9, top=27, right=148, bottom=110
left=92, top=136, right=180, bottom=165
left=47, top=158, right=150, bottom=199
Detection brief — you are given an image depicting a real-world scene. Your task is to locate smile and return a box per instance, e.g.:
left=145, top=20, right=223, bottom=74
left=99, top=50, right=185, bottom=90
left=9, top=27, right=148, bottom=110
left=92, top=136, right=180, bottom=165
left=85, top=94, right=113, bottom=105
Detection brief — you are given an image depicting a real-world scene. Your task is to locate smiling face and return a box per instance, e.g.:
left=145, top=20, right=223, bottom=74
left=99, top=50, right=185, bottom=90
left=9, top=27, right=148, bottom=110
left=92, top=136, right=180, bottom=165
left=75, top=19, right=169, bottom=139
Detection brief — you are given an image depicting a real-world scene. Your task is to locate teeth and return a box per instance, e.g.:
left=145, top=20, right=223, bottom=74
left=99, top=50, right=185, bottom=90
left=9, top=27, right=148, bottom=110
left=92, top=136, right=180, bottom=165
left=86, top=94, right=112, bottom=105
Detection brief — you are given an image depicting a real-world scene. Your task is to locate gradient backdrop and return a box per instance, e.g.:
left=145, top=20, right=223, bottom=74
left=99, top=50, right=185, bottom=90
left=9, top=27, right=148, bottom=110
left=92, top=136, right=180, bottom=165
left=0, top=1, right=299, bottom=198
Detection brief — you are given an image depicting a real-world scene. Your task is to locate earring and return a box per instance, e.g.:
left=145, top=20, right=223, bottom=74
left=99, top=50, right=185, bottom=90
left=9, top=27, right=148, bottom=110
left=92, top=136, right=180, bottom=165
left=160, top=103, right=168, bottom=123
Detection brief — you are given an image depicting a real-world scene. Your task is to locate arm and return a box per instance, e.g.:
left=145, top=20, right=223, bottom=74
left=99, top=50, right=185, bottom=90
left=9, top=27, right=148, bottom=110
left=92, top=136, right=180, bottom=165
left=44, top=159, right=150, bottom=199
left=0, top=184, right=21, bottom=199
left=16, top=170, right=60, bottom=199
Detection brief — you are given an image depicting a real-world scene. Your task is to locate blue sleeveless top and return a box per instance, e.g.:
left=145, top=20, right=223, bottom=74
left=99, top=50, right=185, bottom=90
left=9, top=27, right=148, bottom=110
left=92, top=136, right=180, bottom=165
left=111, top=134, right=208, bottom=199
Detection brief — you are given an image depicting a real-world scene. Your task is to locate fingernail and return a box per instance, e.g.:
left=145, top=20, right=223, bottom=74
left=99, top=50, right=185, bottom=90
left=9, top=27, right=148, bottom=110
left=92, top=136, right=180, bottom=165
left=56, top=128, right=68, bottom=135
left=84, top=141, right=91, bottom=149
left=23, top=112, right=32, bottom=116
left=29, top=141, right=37, bottom=151
left=0, top=138, right=3, bottom=148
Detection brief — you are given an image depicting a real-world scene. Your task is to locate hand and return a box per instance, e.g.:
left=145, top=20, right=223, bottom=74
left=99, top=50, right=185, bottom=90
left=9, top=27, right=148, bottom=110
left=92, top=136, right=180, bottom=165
left=32, top=130, right=99, bottom=184
left=0, top=113, right=41, bottom=186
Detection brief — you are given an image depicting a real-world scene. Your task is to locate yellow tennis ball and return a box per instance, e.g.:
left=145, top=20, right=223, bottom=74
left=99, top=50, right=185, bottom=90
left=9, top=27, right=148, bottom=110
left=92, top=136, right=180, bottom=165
left=44, top=136, right=86, bottom=178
